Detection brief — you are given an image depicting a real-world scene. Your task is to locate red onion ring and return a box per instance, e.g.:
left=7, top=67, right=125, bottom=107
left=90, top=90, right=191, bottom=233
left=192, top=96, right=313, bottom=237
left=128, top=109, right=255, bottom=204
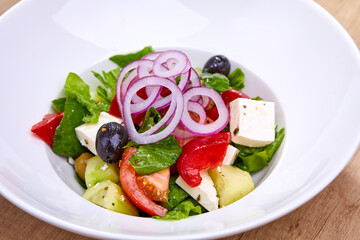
left=180, top=87, right=229, bottom=136
left=122, top=76, right=184, bottom=144
left=153, top=50, right=188, bottom=78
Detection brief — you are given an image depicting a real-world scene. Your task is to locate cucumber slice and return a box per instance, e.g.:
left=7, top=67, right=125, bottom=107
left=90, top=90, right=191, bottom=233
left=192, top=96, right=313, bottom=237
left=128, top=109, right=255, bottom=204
left=83, top=180, right=138, bottom=216
left=209, top=165, right=254, bottom=207
left=85, top=155, right=119, bottom=188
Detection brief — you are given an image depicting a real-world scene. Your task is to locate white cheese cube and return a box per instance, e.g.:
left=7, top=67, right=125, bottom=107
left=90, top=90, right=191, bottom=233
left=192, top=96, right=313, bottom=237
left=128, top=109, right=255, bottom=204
left=222, top=145, right=239, bottom=165
left=75, top=112, right=123, bottom=155
left=229, top=98, right=275, bottom=147
left=176, top=170, right=219, bottom=211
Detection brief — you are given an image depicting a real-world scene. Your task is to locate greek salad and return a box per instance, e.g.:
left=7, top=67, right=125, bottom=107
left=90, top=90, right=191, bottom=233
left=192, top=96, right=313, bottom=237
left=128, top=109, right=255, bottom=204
left=31, top=46, right=285, bottom=220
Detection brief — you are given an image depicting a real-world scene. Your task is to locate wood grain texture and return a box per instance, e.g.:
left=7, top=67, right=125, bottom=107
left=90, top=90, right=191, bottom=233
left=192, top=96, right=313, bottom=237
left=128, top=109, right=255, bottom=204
left=1, top=1, right=359, bottom=239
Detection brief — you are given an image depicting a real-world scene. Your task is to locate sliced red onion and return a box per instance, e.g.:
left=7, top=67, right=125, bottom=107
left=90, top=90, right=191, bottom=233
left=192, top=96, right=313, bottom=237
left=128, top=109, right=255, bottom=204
left=118, top=59, right=154, bottom=102
left=182, top=60, right=192, bottom=74
left=181, top=87, right=229, bottom=136
left=200, top=96, right=211, bottom=109
left=122, top=76, right=184, bottom=144
left=189, top=68, right=202, bottom=102
left=153, top=50, right=188, bottom=78
left=142, top=52, right=162, bottom=60
left=178, top=69, right=191, bottom=92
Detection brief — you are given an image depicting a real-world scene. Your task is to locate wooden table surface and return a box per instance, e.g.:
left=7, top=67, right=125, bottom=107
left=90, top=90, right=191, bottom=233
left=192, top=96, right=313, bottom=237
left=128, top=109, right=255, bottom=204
left=1, top=0, right=360, bottom=239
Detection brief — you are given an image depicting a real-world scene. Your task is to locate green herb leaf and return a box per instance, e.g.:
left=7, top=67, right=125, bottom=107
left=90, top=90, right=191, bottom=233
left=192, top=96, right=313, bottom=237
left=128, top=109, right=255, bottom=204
left=52, top=97, right=88, bottom=158
left=228, top=68, right=245, bottom=90
left=200, top=72, right=230, bottom=93
left=92, top=67, right=121, bottom=104
left=64, top=73, right=101, bottom=123
left=110, top=46, right=154, bottom=68
left=52, top=97, right=66, bottom=113
left=138, top=107, right=162, bottom=133
left=251, top=96, right=263, bottom=101
left=129, top=135, right=182, bottom=175
left=154, top=199, right=202, bottom=220
left=233, top=128, right=285, bottom=173
left=161, top=176, right=189, bottom=211
left=129, top=107, right=182, bottom=175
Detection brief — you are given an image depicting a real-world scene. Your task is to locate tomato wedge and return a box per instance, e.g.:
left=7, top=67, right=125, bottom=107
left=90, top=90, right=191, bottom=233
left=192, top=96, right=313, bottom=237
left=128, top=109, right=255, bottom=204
left=221, top=89, right=250, bottom=106
left=31, top=112, right=63, bottom=145
left=119, top=147, right=168, bottom=217
left=136, top=168, right=170, bottom=203
left=177, top=132, right=231, bottom=187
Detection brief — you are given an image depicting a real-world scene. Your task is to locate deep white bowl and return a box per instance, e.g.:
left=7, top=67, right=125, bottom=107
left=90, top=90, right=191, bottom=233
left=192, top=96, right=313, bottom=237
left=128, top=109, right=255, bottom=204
left=1, top=0, right=360, bottom=239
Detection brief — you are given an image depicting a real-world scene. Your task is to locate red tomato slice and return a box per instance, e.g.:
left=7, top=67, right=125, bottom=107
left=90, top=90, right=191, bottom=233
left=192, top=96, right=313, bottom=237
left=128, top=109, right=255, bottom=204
left=177, top=132, right=230, bottom=187
left=221, top=89, right=250, bottom=106
left=136, top=168, right=170, bottom=203
left=109, top=94, right=122, bottom=118
left=119, top=147, right=168, bottom=217
left=31, top=112, right=64, bottom=146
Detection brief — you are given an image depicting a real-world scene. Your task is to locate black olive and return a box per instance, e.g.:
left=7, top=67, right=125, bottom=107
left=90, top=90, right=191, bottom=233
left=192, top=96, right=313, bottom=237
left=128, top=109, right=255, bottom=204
left=95, top=122, right=129, bottom=163
left=203, top=55, right=231, bottom=76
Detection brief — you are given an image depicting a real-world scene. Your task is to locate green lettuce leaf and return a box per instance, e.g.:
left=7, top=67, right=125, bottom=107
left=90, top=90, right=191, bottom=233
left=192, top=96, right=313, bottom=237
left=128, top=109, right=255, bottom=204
left=161, top=176, right=189, bottom=211
left=64, top=73, right=101, bottom=123
left=200, top=72, right=230, bottom=93
left=138, top=107, right=162, bottom=133
left=92, top=67, right=121, bottom=104
left=52, top=97, right=66, bottom=113
left=154, top=199, right=202, bottom=220
left=129, top=135, right=182, bottom=175
left=110, top=46, right=154, bottom=68
left=228, top=68, right=245, bottom=90
left=128, top=108, right=182, bottom=175
left=52, top=96, right=88, bottom=158
left=234, top=128, right=285, bottom=173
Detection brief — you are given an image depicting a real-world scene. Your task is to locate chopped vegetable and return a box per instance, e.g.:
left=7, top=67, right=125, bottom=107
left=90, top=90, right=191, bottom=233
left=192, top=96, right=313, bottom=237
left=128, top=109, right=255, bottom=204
left=228, top=68, right=245, bottom=90
left=31, top=112, right=63, bottom=146
left=52, top=98, right=66, bottom=113
left=52, top=97, right=88, bottom=158
left=154, top=199, right=202, bottom=220
left=200, top=72, right=230, bottom=93
left=120, top=147, right=168, bottom=217
left=64, top=72, right=101, bottom=123
left=177, top=132, right=230, bottom=187
left=161, top=176, right=189, bottom=211
left=234, top=128, right=285, bottom=172
left=110, top=46, right=154, bottom=68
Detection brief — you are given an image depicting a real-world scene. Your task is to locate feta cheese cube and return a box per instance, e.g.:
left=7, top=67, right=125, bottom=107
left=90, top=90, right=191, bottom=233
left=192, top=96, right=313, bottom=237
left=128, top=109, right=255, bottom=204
left=222, top=145, right=239, bottom=165
left=229, top=98, right=275, bottom=147
left=176, top=170, right=219, bottom=211
left=75, top=112, right=122, bottom=155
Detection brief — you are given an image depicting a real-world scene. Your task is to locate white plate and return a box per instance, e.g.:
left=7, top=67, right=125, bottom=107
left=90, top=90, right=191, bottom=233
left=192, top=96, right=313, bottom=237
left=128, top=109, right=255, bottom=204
left=1, top=0, right=360, bottom=239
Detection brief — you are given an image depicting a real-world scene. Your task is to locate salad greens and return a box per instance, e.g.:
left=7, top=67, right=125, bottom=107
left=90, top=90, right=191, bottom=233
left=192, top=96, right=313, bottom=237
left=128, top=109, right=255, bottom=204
left=161, top=176, right=189, bottom=211
left=200, top=72, right=230, bottom=93
left=92, top=67, right=121, bottom=104
left=155, top=199, right=202, bottom=220
left=52, top=97, right=66, bottom=113
left=32, top=46, right=287, bottom=220
left=129, top=108, right=182, bottom=175
left=64, top=73, right=101, bottom=123
left=52, top=96, right=88, bottom=158
left=233, top=128, right=285, bottom=173
left=110, top=46, right=154, bottom=68
left=228, top=68, right=245, bottom=91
